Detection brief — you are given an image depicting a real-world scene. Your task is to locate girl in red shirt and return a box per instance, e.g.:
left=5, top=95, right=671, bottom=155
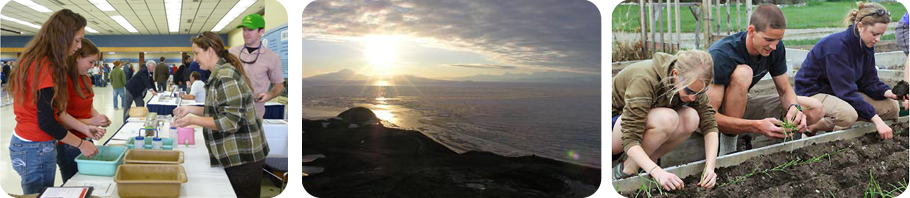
left=55, top=38, right=110, bottom=183
left=5, top=9, right=99, bottom=194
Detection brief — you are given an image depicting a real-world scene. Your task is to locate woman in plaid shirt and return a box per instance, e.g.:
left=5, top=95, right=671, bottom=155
left=173, top=31, right=269, bottom=198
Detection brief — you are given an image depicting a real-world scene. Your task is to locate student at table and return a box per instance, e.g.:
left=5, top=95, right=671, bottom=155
left=173, top=31, right=269, bottom=198
left=794, top=2, right=905, bottom=139
left=6, top=9, right=100, bottom=194
left=57, top=38, right=111, bottom=183
left=182, top=71, right=205, bottom=103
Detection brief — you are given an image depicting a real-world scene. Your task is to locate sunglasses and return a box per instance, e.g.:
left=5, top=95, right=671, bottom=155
left=195, top=33, right=217, bottom=51
left=680, top=77, right=709, bottom=96
left=240, top=42, right=261, bottom=64
left=858, top=9, right=890, bottom=24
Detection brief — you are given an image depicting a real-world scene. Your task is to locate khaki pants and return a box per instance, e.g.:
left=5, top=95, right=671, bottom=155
left=810, top=93, right=900, bottom=130
left=716, top=94, right=789, bottom=154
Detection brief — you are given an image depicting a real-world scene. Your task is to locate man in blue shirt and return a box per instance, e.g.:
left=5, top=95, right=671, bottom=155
left=896, top=13, right=909, bottom=55
left=707, top=4, right=825, bottom=153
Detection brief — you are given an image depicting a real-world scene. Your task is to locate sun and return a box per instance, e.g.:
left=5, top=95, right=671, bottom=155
left=361, top=35, right=404, bottom=76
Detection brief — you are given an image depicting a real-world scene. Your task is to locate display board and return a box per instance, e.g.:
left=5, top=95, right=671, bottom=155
left=261, top=23, right=289, bottom=78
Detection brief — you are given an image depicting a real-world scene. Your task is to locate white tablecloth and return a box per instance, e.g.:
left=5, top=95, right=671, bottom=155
left=66, top=122, right=237, bottom=198
left=147, top=94, right=284, bottom=107
left=263, top=119, right=288, bottom=157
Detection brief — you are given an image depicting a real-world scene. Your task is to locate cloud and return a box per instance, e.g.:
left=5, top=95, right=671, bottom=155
left=303, top=0, right=601, bottom=74
left=445, top=64, right=520, bottom=70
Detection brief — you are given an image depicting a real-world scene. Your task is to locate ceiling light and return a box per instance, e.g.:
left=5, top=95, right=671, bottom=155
left=0, top=14, right=42, bottom=29
left=85, top=26, right=99, bottom=33
left=211, top=0, right=257, bottom=32
left=12, top=0, right=52, bottom=13
left=165, top=0, right=181, bottom=32
left=88, top=0, right=115, bottom=11
left=110, top=16, right=138, bottom=33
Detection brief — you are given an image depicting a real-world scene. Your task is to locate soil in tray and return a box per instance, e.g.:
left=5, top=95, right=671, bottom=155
left=621, top=128, right=909, bottom=198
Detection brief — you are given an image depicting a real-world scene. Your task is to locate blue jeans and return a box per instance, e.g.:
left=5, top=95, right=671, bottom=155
left=93, top=75, right=101, bottom=86
left=157, top=82, right=167, bottom=92
left=113, top=88, right=126, bottom=109
left=9, top=137, right=58, bottom=195
left=56, top=139, right=91, bottom=184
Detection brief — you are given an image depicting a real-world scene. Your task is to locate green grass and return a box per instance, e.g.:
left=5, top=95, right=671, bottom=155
left=784, top=34, right=896, bottom=46
left=612, top=1, right=908, bottom=33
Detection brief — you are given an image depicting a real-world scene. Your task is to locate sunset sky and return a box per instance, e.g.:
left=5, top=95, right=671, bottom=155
left=302, top=0, right=601, bottom=81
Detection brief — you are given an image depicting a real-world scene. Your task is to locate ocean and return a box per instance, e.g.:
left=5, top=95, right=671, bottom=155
left=302, top=81, right=602, bottom=168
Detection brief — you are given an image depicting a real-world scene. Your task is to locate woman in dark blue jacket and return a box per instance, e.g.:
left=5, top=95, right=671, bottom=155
left=795, top=2, right=906, bottom=139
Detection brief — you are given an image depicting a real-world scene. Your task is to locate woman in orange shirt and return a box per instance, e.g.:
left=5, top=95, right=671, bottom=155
left=55, top=38, right=110, bottom=183
left=6, top=9, right=100, bottom=194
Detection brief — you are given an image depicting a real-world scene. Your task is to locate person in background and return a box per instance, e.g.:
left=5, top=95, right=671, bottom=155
left=91, top=65, right=100, bottom=87
left=182, top=71, right=205, bottom=103
left=895, top=12, right=908, bottom=55
left=123, top=60, right=159, bottom=121
left=124, top=62, right=133, bottom=81
left=795, top=2, right=904, bottom=139
left=154, top=56, right=169, bottom=91
left=228, top=14, right=285, bottom=119
left=6, top=9, right=100, bottom=194
left=174, top=58, right=188, bottom=91
left=57, top=38, right=110, bottom=183
left=111, top=60, right=127, bottom=110
left=184, top=56, right=210, bottom=85
left=2, top=61, right=10, bottom=85
left=174, top=31, right=268, bottom=198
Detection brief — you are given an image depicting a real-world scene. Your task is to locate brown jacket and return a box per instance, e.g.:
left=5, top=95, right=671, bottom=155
left=612, top=53, right=719, bottom=152
left=155, top=63, right=169, bottom=83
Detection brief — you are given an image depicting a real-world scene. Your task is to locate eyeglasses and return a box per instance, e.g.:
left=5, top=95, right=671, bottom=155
left=858, top=9, right=890, bottom=24
left=680, top=77, right=709, bottom=96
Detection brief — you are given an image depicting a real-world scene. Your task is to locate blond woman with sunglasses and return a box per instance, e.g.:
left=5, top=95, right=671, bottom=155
left=611, top=50, right=719, bottom=190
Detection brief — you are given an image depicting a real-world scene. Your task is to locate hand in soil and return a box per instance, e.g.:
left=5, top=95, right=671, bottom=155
left=697, top=169, right=717, bottom=188
left=651, top=168, right=684, bottom=191
left=874, top=120, right=893, bottom=140
left=756, top=118, right=787, bottom=139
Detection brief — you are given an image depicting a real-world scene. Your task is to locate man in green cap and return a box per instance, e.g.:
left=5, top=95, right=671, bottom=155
left=228, top=13, right=285, bottom=119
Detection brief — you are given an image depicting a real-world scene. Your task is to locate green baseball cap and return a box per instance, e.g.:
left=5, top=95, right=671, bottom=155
left=236, top=14, right=265, bottom=29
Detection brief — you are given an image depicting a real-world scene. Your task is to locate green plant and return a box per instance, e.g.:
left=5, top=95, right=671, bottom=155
left=636, top=177, right=667, bottom=198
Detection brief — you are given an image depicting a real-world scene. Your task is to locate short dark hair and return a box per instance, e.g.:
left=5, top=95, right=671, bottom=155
left=160, top=57, right=166, bottom=62
left=191, top=71, right=201, bottom=81
left=750, top=4, right=786, bottom=32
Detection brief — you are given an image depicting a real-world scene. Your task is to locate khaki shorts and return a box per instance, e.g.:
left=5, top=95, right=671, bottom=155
left=722, top=94, right=789, bottom=120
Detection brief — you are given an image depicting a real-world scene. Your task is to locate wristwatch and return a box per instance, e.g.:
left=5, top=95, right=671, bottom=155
left=788, top=103, right=802, bottom=112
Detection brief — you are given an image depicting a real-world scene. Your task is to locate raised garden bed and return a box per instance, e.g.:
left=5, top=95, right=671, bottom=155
left=619, top=126, right=909, bottom=197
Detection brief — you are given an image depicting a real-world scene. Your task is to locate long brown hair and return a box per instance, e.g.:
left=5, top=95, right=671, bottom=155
left=66, top=38, right=98, bottom=99
left=7, top=9, right=86, bottom=111
left=190, top=31, right=253, bottom=90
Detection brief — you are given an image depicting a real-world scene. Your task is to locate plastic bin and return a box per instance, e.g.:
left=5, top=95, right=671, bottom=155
left=125, top=137, right=175, bottom=150
left=74, top=146, right=127, bottom=176
left=114, top=164, right=187, bottom=198
left=124, top=149, right=184, bottom=164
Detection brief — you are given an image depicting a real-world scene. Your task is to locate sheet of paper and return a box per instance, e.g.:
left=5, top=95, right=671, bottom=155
left=78, top=181, right=114, bottom=197
left=40, top=187, right=90, bottom=198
